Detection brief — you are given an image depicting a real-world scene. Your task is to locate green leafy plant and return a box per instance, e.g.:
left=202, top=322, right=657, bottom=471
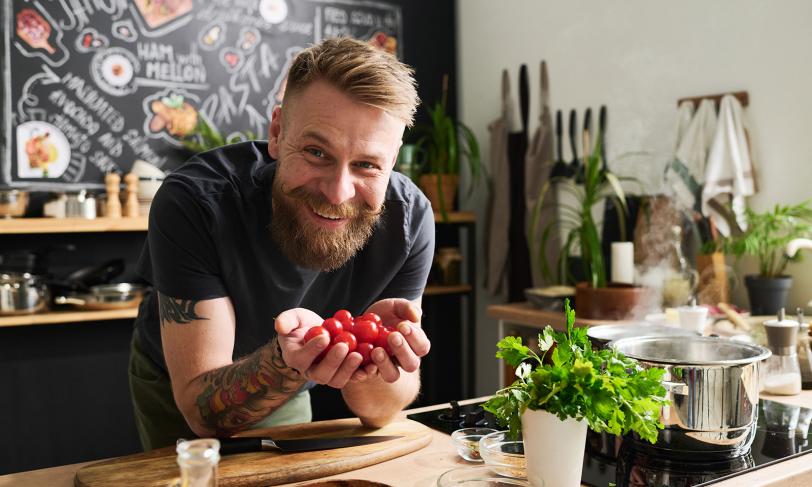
left=411, top=75, right=483, bottom=218
left=529, top=140, right=634, bottom=288
left=483, top=300, right=669, bottom=443
left=181, top=116, right=256, bottom=154
left=705, top=201, right=812, bottom=277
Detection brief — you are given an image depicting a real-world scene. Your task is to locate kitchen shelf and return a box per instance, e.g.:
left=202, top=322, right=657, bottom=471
left=0, top=217, right=148, bottom=234
left=0, top=307, right=138, bottom=328
left=423, top=284, right=472, bottom=296
left=433, top=211, right=475, bottom=224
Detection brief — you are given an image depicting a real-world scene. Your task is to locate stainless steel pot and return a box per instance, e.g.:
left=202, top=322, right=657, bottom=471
left=0, top=273, right=49, bottom=315
left=55, top=283, right=147, bottom=310
left=610, top=336, right=771, bottom=458
left=587, top=323, right=700, bottom=349
left=0, top=190, right=29, bottom=218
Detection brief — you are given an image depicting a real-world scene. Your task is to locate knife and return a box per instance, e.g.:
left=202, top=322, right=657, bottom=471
left=218, top=435, right=403, bottom=455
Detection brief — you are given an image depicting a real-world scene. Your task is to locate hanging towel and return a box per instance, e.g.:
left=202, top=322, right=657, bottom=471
left=524, top=61, right=556, bottom=287
left=702, top=94, right=756, bottom=236
left=484, top=70, right=515, bottom=296
left=673, top=100, right=696, bottom=151
left=665, top=99, right=716, bottom=211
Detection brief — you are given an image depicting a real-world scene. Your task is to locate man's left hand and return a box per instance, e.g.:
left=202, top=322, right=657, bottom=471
left=351, top=298, right=430, bottom=383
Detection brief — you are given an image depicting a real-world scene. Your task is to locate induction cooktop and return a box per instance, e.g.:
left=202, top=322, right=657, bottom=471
left=407, top=399, right=812, bottom=486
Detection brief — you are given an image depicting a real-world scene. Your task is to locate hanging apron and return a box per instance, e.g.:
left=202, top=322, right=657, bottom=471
left=524, top=61, right=557, bottom=287
left=484, top=70, right=514, bottom=296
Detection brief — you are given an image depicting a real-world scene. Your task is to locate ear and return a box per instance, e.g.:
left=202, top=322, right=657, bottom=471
left=267, top=105, right=283, bottom=160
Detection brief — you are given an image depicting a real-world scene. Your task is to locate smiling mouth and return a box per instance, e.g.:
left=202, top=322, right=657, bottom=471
left=310, top=205, right=348, bottom=222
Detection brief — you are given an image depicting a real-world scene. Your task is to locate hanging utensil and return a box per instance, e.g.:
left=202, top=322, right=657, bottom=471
left=598, top=105, right=608, bottom=172
left=567, top=109, right=579, bottom=178
left=549, top=110, right=570, bottom=178
left=579, top=108, right=593, bottom=182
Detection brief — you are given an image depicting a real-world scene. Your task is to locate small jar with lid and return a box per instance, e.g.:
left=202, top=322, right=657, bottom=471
left=170, top=438, right=221, bottom=487
left=762, top=308, right=802, bottom=396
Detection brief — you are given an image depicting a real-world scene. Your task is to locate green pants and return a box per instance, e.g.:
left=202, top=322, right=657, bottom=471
left=128, top=330, right=312, bottom=450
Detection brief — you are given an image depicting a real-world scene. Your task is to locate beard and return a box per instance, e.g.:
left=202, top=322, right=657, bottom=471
left=270, top=176, right=383, bottom=271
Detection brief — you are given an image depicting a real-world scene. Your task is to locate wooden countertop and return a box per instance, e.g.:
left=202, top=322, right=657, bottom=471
left=1, top=393, right=810, bottom=487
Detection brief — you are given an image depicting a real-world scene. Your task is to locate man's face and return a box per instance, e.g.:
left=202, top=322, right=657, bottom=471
left=267, top=80, right=405, bottom=270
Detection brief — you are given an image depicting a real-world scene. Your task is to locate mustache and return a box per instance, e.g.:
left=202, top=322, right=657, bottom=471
left=283, top=186, right=383, bottom=219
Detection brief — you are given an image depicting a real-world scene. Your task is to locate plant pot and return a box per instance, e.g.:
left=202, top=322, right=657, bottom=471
left=696, top=252, right=729, bottom=305
left=419, top=174, right=458, bottom=214
left=521, top=408, right=587, bottom=487
left=574, top=282, right=658, bottom=320
left=745, top=275, right=793, bottom=315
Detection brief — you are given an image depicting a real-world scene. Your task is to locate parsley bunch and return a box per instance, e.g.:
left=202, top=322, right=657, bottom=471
left=483, top=300, right=669, bottom=443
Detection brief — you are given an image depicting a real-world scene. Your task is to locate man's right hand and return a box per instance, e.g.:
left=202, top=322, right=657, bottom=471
left=275, top=308, right=364, bottom=389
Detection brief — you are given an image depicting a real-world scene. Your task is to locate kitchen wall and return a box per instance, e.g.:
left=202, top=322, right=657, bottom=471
left=456, top=0, right=812, bottom=396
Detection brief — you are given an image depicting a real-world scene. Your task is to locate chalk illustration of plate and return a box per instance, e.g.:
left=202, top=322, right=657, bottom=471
left=259, top=0, right=288, bottom=24
left=16, top=121, right=71, bottom=179
left=91, top=47, right=140, bottom=96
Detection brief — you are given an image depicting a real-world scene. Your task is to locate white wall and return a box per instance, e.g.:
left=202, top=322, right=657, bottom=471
left=456, top=0, right=812, bottom=396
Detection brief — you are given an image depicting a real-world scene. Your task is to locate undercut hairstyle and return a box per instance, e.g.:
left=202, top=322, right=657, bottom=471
left=283, top=37, right=420, bottom=127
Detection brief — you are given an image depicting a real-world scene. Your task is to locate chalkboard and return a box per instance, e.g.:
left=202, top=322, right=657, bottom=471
left=0, top=0, right=402, bottom=190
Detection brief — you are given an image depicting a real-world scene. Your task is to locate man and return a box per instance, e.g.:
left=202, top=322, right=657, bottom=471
left=128, top=37, right=434, bottom=450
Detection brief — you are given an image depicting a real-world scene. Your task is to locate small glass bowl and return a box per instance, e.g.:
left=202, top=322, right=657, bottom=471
left=436, top=465, right=532, bottom=487
left=479, top=430, right=527, bottom=479
left=451, top=427, right=498, bottom=462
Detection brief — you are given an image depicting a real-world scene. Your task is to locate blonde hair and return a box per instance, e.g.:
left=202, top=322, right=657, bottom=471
left=283, top=37, right=419, bottom=127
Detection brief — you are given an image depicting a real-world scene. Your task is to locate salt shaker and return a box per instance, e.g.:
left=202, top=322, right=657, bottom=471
left=762, top=308, right=802, bottom=395
left=796, top=308, right=812, bottom=389
left=172, top=438, right=220, bottom=487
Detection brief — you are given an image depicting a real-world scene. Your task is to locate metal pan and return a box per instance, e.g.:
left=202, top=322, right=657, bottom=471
left=54, top=283, right=147, bottom=310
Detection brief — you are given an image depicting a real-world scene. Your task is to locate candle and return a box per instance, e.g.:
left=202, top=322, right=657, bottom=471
left=611, top=242, right=634, bottom=284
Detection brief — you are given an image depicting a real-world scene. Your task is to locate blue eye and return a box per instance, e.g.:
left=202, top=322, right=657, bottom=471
left=357, top=161, right=374, bottom=169
left=307, top=148, right=325, bottom=158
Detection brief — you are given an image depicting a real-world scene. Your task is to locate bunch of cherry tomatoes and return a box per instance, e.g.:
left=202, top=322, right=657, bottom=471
left=304, top=310, right=394, bottom=365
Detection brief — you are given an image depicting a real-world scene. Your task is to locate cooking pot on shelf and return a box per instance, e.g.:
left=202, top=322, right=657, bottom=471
left=609, top=336, right=771, bottom=458
left=54, top=283, right=147, bottom=310
left=0, top=273, right=49, bottom=315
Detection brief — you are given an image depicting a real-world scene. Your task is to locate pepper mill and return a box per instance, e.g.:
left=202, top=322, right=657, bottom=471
left=104, top=173, right=122, bottom=218
left=762, top=308, right=802, bottom=395
left=124, top=172, right=139, bottom=218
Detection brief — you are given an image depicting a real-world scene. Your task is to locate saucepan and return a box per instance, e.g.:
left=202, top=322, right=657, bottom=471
left=55, top=283, right=148, bottom=310
left=0, top=272, right=49, bottom=315
left=610, top=336, right=771, bottom=458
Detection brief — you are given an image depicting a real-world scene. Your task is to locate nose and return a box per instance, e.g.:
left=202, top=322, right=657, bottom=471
left=320, top=164, right=356, bottom=205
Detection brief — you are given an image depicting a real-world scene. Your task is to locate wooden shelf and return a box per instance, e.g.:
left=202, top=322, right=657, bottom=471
left=0, top=217, right=148, bottom=234
left=0, top=307, right=138, bottom=328
left=433, top=211, right=475, bottom=224
left=424, top=284, right=472, bottom=296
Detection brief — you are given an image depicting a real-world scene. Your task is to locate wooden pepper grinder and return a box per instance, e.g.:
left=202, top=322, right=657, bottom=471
left=104, top=172, right=122, bottom=218
left=124, top=172, right=139, bottom=218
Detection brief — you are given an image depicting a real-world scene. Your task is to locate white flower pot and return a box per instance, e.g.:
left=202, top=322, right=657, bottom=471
left=521, top=408, right=588, bottom=487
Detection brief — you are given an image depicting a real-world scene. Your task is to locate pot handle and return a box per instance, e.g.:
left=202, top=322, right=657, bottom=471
left=662, top=380, right=689, bottom=395
left=54, top=296, right=87, bottom=306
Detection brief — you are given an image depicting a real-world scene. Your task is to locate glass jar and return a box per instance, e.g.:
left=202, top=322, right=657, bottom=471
left=173, top=438, right=220, bottom=487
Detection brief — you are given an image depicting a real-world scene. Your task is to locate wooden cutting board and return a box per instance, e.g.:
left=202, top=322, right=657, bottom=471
left=75, top=418, right=432, bottom=487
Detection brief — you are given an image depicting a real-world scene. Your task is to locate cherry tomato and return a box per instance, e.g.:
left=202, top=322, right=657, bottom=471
left=333, top=309, right=353, bottom=327
left=321, top=317, right=343, bottom=338
left=344, top=318, right=356, bottom=335
left=332, top=330, right=357, bottom=353
left=359, top=312, right=382, bottom=327
left=304, top=326, right=330, bottom=343
left=356, top=342, right=374, bottom=366
left=353, top=319, right=379, bottom=343
left=374, top=326, right=393, bottom=355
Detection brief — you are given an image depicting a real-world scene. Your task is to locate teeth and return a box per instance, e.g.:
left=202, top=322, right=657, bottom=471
left=313, top=208, right=342, bottom=220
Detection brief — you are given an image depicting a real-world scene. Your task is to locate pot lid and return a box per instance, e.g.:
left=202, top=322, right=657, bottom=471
left=609, top=336, right=771, bottom=366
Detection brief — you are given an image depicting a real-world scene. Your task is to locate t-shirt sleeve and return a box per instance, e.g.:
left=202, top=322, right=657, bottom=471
left=378, top=197, right=435, bottom=301
left=141, top=178, right=228, bottom=300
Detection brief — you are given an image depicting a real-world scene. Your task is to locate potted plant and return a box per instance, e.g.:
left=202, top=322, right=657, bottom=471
left=529, top=141, right=656, bottom=319
left=412, top=75, right=483, bottom=220
left=484, top=300, right=668, bottom=487
left=709, top=201, right=812, bottom=314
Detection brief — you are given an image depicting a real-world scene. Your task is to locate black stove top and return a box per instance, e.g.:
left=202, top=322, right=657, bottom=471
left=407, top=399, right=812, bottom=486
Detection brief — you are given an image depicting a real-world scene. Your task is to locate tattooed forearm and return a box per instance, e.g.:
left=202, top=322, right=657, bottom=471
left=158, top=293, right=207, bottom=326
left=195, top=338, right=306, bottom=436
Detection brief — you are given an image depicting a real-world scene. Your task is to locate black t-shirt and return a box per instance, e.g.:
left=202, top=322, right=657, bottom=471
left=134, top=141, right=435, bottom=370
